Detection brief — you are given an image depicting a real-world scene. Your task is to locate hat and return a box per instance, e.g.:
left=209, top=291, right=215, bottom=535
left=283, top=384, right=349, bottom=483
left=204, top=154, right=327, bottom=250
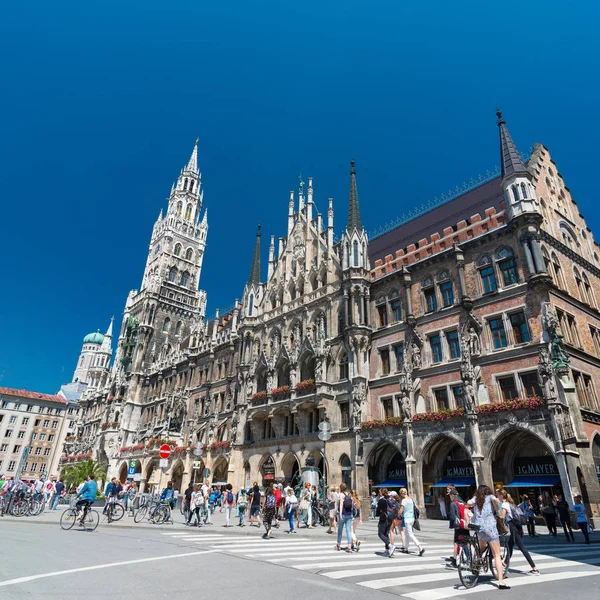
left=389, top=491, right=398, bottom=496
left=448, top=487, right=458, bottom=496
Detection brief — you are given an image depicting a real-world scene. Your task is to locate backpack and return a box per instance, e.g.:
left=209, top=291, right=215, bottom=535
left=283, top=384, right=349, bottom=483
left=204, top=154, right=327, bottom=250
left=227, top=491, right=234, bottom=504
left=453, top=500, right=472, bottom=529
left=266, top=495, right=276, bottom=509
left=342, top=493, right=353, bottom=514
left=510, top=503, right=528, bottom=526
left=386, top=496, right=399, bottom=520
left=238, top=495, right=248, bottom=508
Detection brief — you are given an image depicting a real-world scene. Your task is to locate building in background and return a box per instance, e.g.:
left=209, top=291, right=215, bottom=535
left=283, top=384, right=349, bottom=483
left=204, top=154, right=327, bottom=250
left=0, top=387, right=71, bottom=479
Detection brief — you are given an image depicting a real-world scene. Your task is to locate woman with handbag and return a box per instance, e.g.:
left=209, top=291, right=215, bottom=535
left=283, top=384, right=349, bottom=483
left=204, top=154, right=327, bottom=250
left=499, top=490, right=539, bottom=575
left=472, top=484, right=510, bottom=590
left=398, top=488, right=425, bottom=556
left=540, top=491, right=558, bottom=537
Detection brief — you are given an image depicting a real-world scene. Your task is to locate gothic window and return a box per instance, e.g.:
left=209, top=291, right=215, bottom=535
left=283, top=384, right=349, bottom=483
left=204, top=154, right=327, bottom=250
left=574, top=267, right=584, bottom=302
left=180, top=271, right=190, bottom=286
left=477, top=256, right=497, bottom=293
left=185, top=248, right=193, bottom=261
left=509, top=311, right=530, bottom=344
left=338, top=306, right=346, bottom=334
left=447, top=330, right=461, bottom=359
left=163, top=318, right=171, bottom=332
left=541, top=246, right=552, bottom=275
left=583, top=273, right=596, bottom=307
left=389, top=290, right=402, bottom=322
left=353, top=241, right=359, bottom=267
left=550, top=253, right=565, bottom=289
left=497, top=247, right=519, bottom=286
left=520, top=182, right=528, bottom=199
left=183, top=178, right=188, bottom=191
left=174, top=243, right=182, bottom=257
left=422, top=278, right=437, bottom=312
left=488, top=317, right=507, bottom=349
left=429, top=334, right=442, bottom=363
left=185, top=204, right=192, bottom=220
left=339, top=352, right=349, bottom=380
left=189, top=180, right=194, bottom=193
left=248, top=294, right=254, bottom=316
left=175, top=321, right=182, bottom=336
left=511, top=185, right=519, bottom=202
left=560, top=223, right=577, bottom=252
left=437, top=271, right=454, bottom=307
left=176, top=201, right=183, bottom=216
left=168, top=267, right=177, bottom=282
left=375, top=295, right=388, bottom=327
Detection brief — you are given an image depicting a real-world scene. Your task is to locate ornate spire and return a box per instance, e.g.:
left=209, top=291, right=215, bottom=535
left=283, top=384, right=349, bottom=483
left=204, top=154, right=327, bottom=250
left=497, top=109, right=528, bottom=179
left=186, top=138, right=199, bottom=173
left=248, top=224, right=261, bottom=285
left=347, top=159, right=363, bottom=231
left=105, top=317, right=114, bottom=339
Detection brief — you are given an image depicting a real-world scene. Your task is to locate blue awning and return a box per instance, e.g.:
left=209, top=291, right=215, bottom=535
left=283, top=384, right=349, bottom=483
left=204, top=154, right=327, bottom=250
left=504, top=476, right=561, bottom=487
left=373, top=479, right=407, bottom=488
left=431, top=477, right=476, bottom=488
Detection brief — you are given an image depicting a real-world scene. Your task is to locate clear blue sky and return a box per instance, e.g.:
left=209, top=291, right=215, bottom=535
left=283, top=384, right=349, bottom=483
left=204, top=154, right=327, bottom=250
left=1, top=1, right=598, bottom=393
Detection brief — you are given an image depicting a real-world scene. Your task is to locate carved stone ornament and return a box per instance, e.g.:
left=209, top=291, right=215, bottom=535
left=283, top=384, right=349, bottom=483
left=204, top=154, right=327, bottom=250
left=542, top=303, right=570, bottom=370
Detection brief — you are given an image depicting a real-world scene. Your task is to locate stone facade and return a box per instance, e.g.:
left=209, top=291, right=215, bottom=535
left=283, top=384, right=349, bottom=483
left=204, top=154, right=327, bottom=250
left=66, top=115, right=600, bottom=522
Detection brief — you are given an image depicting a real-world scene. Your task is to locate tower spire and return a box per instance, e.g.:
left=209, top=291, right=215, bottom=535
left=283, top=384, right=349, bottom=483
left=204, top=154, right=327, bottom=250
left=105, top=316, right=114, bottom=339
left=347, top=159, right=363, bottom=231
left=497, top=109, right=528, bottom=179
left=248, top=224, right=261, bottom=285
left=186, top=138, right=199, bottom=173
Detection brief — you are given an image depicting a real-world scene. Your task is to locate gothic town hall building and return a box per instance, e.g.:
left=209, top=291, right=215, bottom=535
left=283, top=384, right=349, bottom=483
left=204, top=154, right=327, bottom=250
left=65, top=114, right=600, bottom=521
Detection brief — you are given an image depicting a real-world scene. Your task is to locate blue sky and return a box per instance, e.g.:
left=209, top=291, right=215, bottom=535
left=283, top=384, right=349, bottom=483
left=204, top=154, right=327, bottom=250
left=1, top=1, right=598, bottom=393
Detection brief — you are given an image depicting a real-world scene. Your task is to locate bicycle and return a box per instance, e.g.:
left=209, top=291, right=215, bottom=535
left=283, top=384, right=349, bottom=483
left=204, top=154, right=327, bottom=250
left=105, top=500, right=125, bottom=523
left=150, top=501, right=173, bottom=524
left=457, top=524, right=509, bottom=589
left=60, top=500, right=99, bottom=532
left=311, top=501, right=329, bottom=527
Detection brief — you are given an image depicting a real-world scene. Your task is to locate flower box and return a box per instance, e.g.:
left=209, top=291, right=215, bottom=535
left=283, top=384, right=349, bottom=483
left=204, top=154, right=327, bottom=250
left=100, top=422, right=109, bottom=430
left=413, top=408, right=466, bottom=422
left=271, top=385, right=291, bottom=400
left=173, top=446, right=187, bottom=454
left=110, top=421, right=118, bottom=428
left=296, top=379, right=316, bottom=395
left=360, top=417, right=404, bottom=429
left=209, top=441, right=231, bottom=451
left=476, top=396, right=545, bottom=414
left=251, top=391, right=268, bottom=403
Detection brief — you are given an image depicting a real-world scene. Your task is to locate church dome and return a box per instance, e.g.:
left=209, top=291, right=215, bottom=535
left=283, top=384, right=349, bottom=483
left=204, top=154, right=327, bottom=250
left=83, top=332, right=105, bottom=345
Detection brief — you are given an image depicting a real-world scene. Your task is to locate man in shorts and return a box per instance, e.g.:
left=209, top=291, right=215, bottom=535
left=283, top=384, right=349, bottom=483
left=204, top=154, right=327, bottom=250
left=447, top=487, right=470, bottom=568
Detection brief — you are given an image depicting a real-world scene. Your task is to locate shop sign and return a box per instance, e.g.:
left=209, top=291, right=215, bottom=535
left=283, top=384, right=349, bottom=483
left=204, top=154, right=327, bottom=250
left=263, top=473, right=275, bottom=480
left=387, top=454, right=406, bottom=480
left=514, top=456, right=557, bottom=476
left=444, top=460, right=474, bottom=478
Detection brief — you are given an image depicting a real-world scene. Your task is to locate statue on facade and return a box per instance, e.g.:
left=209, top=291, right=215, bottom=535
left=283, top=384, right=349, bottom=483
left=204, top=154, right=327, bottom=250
left=411, top=343, right=421, bottom=369
left=538, top=347, right=557, bottom=399
left=542, top=303, right=570, bottom=370
left=467, top=326, right=481, bottom=356
left=459, top=332, right=478, bottom=413
left=266, top=370, right=274, bottom=394
left=400, top=395, right=412, bottom=421
left=230, top=413, right=239, bottom=443
left=351, top=381, right=366, bottom=429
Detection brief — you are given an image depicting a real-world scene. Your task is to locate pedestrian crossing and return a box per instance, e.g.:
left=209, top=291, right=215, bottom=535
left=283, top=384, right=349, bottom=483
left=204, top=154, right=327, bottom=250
left=159, top=531, right=600, bottom=597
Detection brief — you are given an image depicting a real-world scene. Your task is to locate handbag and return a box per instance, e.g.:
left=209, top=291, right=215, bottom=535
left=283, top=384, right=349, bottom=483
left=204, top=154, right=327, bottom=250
left=413, top=518, right=421, bottom=531
left=495, top=514, right=509, bottom=536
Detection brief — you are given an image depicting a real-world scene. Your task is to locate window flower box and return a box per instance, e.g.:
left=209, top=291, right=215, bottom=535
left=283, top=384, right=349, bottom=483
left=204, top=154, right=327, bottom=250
left=360, top=417, right=404, bottom=429
left=271, top=385, right=291, bottom=400
left=413, top=408, right=466, bottom=422
left=296, top=379, right=316, bottom=395
left=209, top=440, right=231, bottom=451
left=476, top=396, right=545, bottom=414
left=251, top=391, right=268, bottom=403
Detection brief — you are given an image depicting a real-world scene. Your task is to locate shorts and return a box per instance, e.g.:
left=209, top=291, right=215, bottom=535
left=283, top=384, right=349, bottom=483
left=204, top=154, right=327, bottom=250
left=454, top=528, right=470, bottom=544
left=329, top=509, right=337, bottom=519
left=250, top=506, right=261, bottom=517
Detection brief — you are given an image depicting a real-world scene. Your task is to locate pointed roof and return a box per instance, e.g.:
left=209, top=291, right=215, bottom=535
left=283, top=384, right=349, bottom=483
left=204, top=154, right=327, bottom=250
left=248, top=224, right=261, bottom=285
left=347, top=159, right=363, bottom=231
left=105, top=317, right=114, bottom=339
left=186, top=138, right=199, bottom=173
left=497, top=110, right=528, bottom=179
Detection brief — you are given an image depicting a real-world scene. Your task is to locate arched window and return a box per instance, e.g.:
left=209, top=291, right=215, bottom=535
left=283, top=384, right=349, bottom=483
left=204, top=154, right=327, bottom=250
left=496, top=247, right=519, bottom=286
left=180, top=271, right=189, bottom=287
left=175, top=321, right=182, bottom=336
left=477, top=255, right=497, bottom=293
left=353, top=241, right=359, bottom=267
left=583, top=273, right=596, bottom=308
left=551, top=253, right=565, bottom=290
left=162, top=317, right=170, bottom=332
left=248, top=294, right=254, bottom=316
left=375, top=295, right=388, bottom=327
left=541, top=247, right=552, bottom=275
left=185, top=247, right=193, bottom=260
left=339, top=352, right=349, bottom=380
left=338, top=306, right=346, bottom=334
left=574, top=267, right=584, bottom=301
left=436, top=270, right=454, bottom=307
left=189, top=180, right=194, bottom=193
left=183, top=178, right=188, bottom=191
left=168, top=267, right=177, bottom=282
left=511, top=185, right=519, bottom=202
left=174, top=243, right=182, bottom=257
left=176, top=201, right=183, bottom=216
left=389, top=290, right=402, bottom=322
left=520, top=182, right=528, bottom=199
left=422, top=277, right=437, bottom=312
left=185, top=204, right=192, bottom=220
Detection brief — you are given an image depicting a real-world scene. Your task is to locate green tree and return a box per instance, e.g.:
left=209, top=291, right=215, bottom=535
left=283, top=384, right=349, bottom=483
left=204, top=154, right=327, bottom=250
left=60, top=459, right=107, bottom=490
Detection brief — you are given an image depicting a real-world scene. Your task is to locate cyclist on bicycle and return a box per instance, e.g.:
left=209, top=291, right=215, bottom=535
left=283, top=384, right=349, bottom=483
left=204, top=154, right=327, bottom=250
left=76, top=474, right=98, bottom=524
left=160, top=481, right=176, bottom=509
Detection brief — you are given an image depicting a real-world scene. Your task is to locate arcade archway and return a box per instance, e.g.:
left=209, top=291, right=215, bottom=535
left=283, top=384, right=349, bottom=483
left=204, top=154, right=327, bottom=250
left=212, top=457, right=229, bottom=486
left=281, top=453, right=300, bottom=488
left=368, top=443, right=407, bottom=492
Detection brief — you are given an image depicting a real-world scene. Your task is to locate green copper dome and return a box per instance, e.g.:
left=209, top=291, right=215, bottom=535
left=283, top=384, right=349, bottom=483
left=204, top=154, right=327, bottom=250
left=83, top=332, right=105, bottom=345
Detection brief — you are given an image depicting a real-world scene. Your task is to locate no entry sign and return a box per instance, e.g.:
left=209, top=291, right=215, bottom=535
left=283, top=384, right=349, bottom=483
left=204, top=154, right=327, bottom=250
left=159, top=444, right=171, bottom=459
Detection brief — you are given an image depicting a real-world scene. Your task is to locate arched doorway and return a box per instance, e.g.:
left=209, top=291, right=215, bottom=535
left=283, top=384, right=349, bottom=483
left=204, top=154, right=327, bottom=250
left=368, top=443, right=407, bottom=493
left=145, top=459, right=159, bottom=494
left=171, top=459, right=185, bottom=493
left=423, top=436, right=475, bottom=519
left=244, top=462, right=251, bottom=490
left=492, top=428, right=559, bottom=506
left=592, top=435, right=600, bottom=483
left=212, top=457, right=229, bottom=486
left=118, top=461, right=128, bottom=483
left=340, top=454, right=352, bottom=490
left=281, top=453, right=300, bottom=489
left=259, top=455, right=276, bottom=487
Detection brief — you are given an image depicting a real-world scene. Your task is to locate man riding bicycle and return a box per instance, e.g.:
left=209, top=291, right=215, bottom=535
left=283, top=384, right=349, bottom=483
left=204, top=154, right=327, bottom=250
left=75, top=474, right=98, bottom=524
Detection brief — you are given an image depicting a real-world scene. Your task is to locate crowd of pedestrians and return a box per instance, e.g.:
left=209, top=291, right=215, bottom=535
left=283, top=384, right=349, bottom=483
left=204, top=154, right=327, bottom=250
left=0, top=475, right=67, bottom=513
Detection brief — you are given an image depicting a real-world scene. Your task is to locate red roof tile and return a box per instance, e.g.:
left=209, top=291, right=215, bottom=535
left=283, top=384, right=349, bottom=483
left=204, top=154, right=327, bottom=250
left=0, top=387, right=68, bottom=405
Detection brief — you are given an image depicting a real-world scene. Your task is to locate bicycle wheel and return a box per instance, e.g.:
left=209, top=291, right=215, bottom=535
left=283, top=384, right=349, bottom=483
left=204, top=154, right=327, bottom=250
left=489, top=536, right=509, bottom=580
left=83, top=509, right=100, bottom=531
left=60, top=509, right=77, bottom=530
left=110, top=503, right=125, bottom=522
left=152, top=505, right=168, bottom=524
left=458, top=540, right=480, bottom=589
left=134, top=505, right=148, bottom=523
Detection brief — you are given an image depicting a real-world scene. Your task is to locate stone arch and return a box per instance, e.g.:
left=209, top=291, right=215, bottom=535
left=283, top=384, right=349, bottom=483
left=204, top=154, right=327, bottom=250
left=366, top=441, right=406, bottom=488
left=170, top=458, right=186, bottom=493
left=339, top=453, right=352, bottom=490
left=487, top=424, right=554, bottom=465
left=118, top=461, right=128, bottom=483
left=258, top=454, right=276, bottom=486
left=143, top=458, right=159, bottom=494
left=212, top=456, right=229, bottom=485
left=280, top=452, right=300, bottom=485
left=421, top=432, right=473, bottom=491
left=591, top=433, right=600, bottom=462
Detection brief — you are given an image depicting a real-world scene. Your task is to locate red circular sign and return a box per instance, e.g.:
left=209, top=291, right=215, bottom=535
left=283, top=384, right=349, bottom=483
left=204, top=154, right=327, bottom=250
left=159, top=444, right=171, bottom=459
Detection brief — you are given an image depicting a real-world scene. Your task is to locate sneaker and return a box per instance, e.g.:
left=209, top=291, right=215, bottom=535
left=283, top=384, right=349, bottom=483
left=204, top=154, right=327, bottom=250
left=355, top=540, right=361, bottom=552
left=262, top=533, right=268, bottom=539
left=448, top=558, right=457, bottom=568
left=388, top=544, right=396, bottom=558
left=419, top=548, right=426, bottom=557
left=527, top=569, right=540, bottom=576
left=185, top=523, right=190, bottom=527
left=344, top=547, right=352, bottom=553
left=268, top=529, right=272, bottom=539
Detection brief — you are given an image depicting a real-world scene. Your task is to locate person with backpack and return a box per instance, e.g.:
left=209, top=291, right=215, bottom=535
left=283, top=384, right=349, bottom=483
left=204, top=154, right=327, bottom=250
left=223, top=483, right=236, bottom=527
left=447, top=488, right=471, bottom=568
left=518, top=495, right=537, bottom=537
left=398, top=488, right=425, bottom=556
left=186, top=484, right=203, bottom=527
left=237, top=489, right=249, bottom=526
left=376, top=488, right=395, bottom=556
left=499, top=489, right=539, bottom=575
left=262, top=487, right=277, bottom=539
left=350, top=489, right=362, bottom=550
left=335, top=483, right=356, bottom=552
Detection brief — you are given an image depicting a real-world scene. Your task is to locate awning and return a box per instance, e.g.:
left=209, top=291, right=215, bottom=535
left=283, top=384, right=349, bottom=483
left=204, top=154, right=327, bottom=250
left=431, top=477, right=476, bottom=488
left=373, top=479, right=407, bottom=488
left=504, top=475, right=561, bottom=487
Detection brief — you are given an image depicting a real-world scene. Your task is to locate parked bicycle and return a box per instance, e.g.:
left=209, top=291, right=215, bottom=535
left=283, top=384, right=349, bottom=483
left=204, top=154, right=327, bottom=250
left=457, top=523, right=509, bottom=589
left=60, top=500, right=100, bottom=532
left=104, top=499, right=125, bottom=523
left=134, top=497, right=173, bottom=524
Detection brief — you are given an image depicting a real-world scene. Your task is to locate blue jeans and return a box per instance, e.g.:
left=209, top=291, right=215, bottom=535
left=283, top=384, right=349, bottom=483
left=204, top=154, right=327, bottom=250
left=288, top=507, right=296, bottom=531
left=50, top=494, right=60, bottom=510
left=337, top=514, right=353, bottom=547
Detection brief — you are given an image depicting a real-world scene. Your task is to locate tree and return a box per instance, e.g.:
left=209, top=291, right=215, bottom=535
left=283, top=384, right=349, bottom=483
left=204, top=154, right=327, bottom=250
left=60, top=460, right=107, bottom=491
